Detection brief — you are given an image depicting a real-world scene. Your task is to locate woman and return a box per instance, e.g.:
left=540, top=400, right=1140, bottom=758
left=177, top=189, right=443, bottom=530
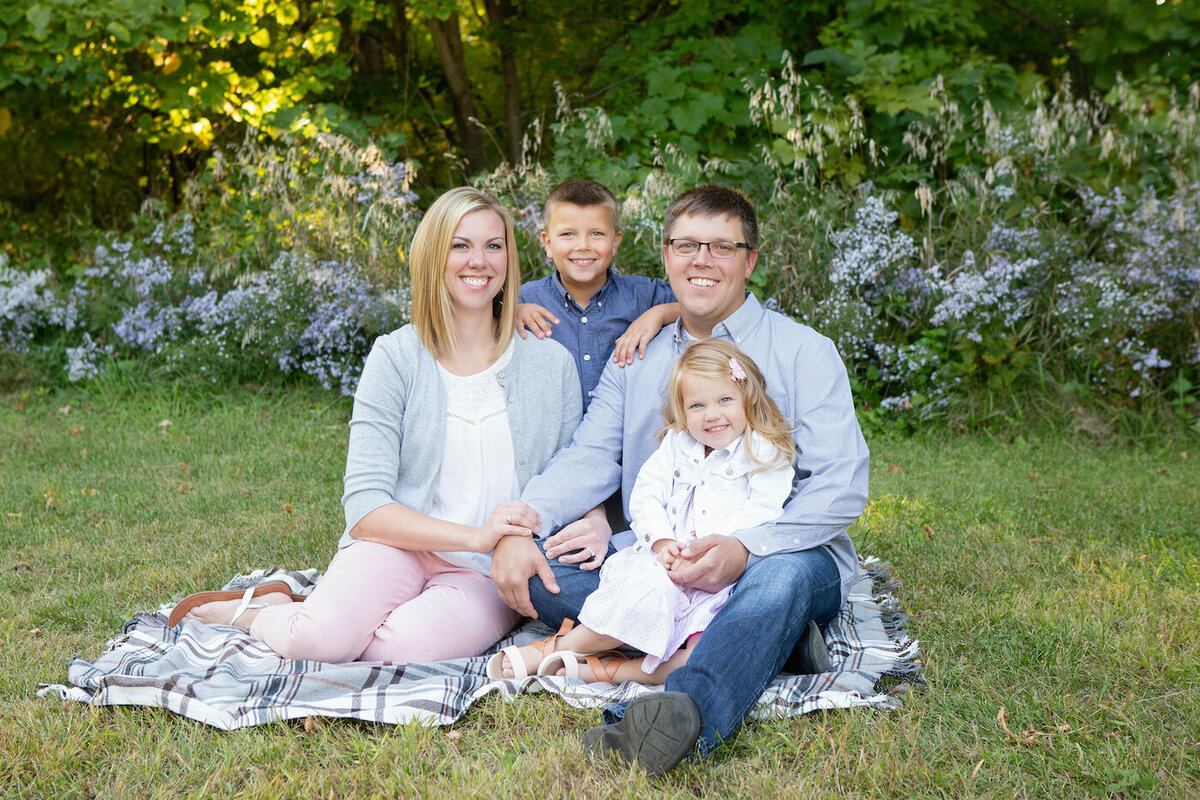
left=169, top=187, right=582, bottom=663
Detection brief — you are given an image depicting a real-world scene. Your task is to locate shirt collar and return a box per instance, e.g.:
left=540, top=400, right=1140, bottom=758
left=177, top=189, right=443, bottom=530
left=671, top=292, right=766, bottom=350
left=550, top=266, right=618, bottom=309
left=679, top=430, right=747, bottom=460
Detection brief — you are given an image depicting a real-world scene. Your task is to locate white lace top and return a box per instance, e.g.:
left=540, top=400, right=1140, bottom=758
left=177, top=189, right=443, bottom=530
left=430, top=341, right=519, bottom=574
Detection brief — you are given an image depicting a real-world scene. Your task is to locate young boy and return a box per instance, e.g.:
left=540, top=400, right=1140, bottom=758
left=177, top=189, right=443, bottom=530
left=518, top=179, right=679, bottom=410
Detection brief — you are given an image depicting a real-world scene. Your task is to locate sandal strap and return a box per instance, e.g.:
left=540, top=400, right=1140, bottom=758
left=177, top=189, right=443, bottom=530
left=532, top=618, right=576, bottom=659
left=583, top=651, right=628, bottom=684
left=228, top=587, right=276, bottom=626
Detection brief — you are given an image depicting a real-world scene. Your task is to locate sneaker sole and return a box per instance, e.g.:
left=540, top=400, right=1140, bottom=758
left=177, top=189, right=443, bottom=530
left=583, top=692, right=701, bottom=776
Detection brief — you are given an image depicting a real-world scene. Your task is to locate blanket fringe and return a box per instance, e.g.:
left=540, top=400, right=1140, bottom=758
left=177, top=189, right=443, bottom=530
left=862, top=558, right=926, bottom=690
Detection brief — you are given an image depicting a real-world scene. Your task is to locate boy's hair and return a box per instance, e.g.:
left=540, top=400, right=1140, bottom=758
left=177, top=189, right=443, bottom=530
left=409, top=186, right=519, bottom=358
left=663, top=185, right=759, bottom=251
left=660, top=338, right=796, bottom=470
left=543, top=179, right=620, bottom=231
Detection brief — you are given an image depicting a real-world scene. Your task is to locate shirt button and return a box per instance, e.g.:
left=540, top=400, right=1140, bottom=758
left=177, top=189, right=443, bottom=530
left=583, top=354, right=591, bottom=361
left=726, top=466, right=733, bottom=475
left=581, top=316, right=588, bottom=323
left=673, top=470, right=680, bottom=478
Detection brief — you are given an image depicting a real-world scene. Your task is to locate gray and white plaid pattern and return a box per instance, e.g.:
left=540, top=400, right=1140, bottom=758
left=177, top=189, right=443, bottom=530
left=38, top=559, right=922, bottom=729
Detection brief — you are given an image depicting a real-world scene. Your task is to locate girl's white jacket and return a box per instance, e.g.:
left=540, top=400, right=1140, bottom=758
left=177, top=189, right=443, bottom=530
left=628, top=428, right=795, bottom=551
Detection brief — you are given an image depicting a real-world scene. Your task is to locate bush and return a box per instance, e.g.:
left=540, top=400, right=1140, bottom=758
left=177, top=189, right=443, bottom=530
left=2, top=66, right=1198, bottom=433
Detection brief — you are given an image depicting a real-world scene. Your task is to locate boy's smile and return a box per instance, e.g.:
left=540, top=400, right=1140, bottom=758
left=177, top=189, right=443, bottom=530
left=541, top=202, right=623, bottom=306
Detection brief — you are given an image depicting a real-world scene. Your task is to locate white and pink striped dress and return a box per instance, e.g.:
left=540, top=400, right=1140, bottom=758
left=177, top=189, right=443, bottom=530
left=578, top=428, right=794, bottom=673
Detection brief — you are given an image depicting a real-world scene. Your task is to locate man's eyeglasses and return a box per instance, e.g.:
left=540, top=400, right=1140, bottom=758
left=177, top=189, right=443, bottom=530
left=667, top=239, right=750, bottom=259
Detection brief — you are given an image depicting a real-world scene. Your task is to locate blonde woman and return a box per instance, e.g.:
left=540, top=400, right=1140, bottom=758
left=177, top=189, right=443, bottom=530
left=171, top=187, right=582, bottom=664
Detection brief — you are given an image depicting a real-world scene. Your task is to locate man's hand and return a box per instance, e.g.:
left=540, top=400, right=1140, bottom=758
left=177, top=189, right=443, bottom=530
left=668, top=535, right=749, bottom=592
left=491, top=534, right=558, bottom=618
left=544, top=512, right=611, bottom=571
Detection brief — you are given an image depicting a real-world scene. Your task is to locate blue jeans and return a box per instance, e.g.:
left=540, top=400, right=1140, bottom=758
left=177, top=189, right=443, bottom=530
left=528, top=540, right=842, bottom=757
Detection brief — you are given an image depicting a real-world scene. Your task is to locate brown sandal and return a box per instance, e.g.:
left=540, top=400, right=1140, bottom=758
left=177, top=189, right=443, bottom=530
left=167, top=583, right=306, bottom=627
left=485, top=618, right=577, bottom=680
left=537, top=649, right=633, bottom=683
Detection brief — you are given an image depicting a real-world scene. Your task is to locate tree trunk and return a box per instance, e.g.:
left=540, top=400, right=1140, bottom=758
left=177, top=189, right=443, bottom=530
left=484, top=0, right=522, bottom=164
left=426, top=11, right=488, bottom=174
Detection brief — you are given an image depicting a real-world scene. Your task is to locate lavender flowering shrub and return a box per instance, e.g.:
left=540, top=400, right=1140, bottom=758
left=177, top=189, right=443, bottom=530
left=4, top=78, right=1198, bottom=428
left=803, top=184, right=1199, bottom=419
left=2, top=226, right=408, bottom=395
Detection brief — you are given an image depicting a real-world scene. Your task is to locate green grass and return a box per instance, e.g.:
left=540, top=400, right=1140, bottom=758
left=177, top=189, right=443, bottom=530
left=2, top=387, right=1197, bottom=798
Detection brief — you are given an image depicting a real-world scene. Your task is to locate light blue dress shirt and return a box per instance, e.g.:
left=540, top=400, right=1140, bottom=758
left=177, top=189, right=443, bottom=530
left=520, top=293, right=870, bottom=605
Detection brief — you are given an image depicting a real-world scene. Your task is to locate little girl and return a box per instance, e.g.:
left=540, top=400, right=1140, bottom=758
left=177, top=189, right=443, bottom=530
left=491, top=338, right=797, bottom=683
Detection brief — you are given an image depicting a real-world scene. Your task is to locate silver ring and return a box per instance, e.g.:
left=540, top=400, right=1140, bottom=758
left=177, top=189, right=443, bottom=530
left=506, top=514, right=512, bottom=524
left=586, top=548, right=594, bottom=559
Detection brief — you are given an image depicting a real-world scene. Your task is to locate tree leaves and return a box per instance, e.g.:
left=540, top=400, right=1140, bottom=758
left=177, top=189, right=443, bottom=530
left=24, top=5, right=52, bottom=41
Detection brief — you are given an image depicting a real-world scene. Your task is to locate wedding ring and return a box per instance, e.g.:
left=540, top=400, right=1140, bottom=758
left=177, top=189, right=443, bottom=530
left=506, top=514, right=512, bottom=524
left=586, top=548, right=594, bottom=559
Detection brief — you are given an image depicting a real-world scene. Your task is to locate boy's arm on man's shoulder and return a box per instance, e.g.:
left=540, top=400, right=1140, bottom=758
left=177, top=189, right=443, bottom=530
left=612, top=302, right=679, bottom=365
left=649, top=275, right=676, bottom=305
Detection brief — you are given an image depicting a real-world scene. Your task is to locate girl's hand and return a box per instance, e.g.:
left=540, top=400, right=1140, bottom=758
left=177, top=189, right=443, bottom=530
left=544, top=511, right=612, bottom=571
left=515, top=303, right=559, bottom=340
left=474, top=501, right=540, bottom=553
left=654, top=540, right=682, bottom=567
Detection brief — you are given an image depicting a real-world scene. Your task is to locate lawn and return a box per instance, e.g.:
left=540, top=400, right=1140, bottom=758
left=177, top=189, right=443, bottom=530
left=1, top=387, right=1197, bottom=798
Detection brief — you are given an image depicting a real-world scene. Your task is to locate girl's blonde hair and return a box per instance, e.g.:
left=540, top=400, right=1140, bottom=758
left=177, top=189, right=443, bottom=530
left=661, top=339, right=797, bottom=469
left=409, top=186, right=519, bottom=357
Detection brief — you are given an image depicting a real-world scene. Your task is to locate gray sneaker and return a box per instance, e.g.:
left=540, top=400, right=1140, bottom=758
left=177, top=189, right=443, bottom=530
left=793, top=620, right=832, bottom=674
left=582, top=692, right=701, bottom=775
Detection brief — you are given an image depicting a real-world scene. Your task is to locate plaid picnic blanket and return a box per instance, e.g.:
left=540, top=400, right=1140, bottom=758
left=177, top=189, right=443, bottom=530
left=37, top=558, right=922, bottom=729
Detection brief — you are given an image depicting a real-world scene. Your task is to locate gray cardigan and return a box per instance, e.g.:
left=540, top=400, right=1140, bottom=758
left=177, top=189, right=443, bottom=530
left=338, top=325, right=583, bottom=565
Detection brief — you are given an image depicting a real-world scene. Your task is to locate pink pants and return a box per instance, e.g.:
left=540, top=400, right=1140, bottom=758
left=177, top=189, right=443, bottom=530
left=250, top=541, right=520, bottom=664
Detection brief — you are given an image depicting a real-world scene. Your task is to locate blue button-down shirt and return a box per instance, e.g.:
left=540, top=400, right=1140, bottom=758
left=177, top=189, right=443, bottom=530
left=520, top=293, right=870, bottom=605
left=519, top=268, right=675, bottom=409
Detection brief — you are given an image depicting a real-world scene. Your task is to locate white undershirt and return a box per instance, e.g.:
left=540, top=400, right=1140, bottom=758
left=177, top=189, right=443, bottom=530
left=430, top=341, right=518, bottom=573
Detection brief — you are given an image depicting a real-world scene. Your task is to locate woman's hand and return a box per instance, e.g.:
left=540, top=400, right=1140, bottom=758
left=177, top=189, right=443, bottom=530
left=543, top=506, right=611, bottom=570
left=473, top=501, right=540, bottom=553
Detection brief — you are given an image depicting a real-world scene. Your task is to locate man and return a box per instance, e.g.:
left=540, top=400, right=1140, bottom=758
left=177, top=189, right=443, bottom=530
left=491, top=185, right=870, bottom=774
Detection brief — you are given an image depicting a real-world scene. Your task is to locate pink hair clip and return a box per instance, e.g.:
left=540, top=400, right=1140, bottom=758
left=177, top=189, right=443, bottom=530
left=729, top=357, right=747, bottom=382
